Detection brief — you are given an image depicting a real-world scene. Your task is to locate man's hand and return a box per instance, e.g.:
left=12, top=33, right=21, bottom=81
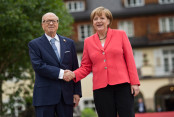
left=63, top=70, right=75, bottom=82
left=131, top=85, right=139, bottom=96
left=73, top=95, right=80, bottom=107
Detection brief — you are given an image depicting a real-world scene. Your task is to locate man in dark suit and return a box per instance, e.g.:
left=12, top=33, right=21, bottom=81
left=28, top=12, right=82, bottom=117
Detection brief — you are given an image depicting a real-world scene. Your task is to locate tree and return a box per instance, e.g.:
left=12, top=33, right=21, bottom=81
left=0, top=0, right=73, bottom=116
left=81, top=108, right=97, bottom=117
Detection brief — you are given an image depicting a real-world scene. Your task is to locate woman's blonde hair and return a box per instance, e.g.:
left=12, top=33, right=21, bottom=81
left=90, top=6, right=113, bottom=27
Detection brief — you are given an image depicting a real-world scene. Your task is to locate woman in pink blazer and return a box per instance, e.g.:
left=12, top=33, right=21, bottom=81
left=64, top=6, right=140, bottom=117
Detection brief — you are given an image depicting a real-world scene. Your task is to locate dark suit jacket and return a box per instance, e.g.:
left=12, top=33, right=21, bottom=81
left=28, top=34, right=82, bottom=106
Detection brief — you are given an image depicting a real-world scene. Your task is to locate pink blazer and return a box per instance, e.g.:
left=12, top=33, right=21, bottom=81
left=74, top=28, right=140, bottom=90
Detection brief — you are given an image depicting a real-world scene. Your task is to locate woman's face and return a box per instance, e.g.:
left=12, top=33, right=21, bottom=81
left=93, top=12, right=110, bottom=32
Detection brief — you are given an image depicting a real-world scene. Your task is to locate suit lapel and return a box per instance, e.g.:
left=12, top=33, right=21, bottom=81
left=59, top=35, right=66, bottom=63
left=40, top=34, right=60, bottom=63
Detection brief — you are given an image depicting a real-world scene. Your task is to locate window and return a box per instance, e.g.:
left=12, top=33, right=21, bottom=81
left=78, top=24, right=93, bottom=41
left=124, top=0, right=144, bottom=7
left=118, top=21, right=134, bottom=37
left=77, top=54, right=82, bottom=66
left=154, top=48, right=174, bottom=76
left=83, top=99, right=95, bottom=111
left=133, top=50, right=143, bottom=77
left=159, top=0, right=174, bottom=4
left=159, top=17, right=174, bottom=33
left=163, top=49, right=174, bottom=74
left=66, top=1, right=85, bottom=12
left=84, top=100, right=88, bottom=105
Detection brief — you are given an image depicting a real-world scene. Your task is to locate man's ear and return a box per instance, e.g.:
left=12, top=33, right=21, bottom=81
left=41, top=23, right=44, bottom=31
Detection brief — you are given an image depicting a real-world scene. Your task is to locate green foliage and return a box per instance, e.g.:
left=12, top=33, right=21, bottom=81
left=81, top=108, right=97, bottom=117
left=0, top=0, right=73, bottom=116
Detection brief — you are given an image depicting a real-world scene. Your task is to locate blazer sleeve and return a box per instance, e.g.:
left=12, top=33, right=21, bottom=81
left=28, top=41, right=60, bottom=80
left=71, top=42, right=82, bottom=97
left=122, top=31, right=140, bottom=85
left=74, top=39, right=92, bottom=82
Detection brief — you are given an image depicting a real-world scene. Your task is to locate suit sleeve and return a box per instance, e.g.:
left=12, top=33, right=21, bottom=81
left=28, top=41, right=60, bottom=80
left=73, top=39, right=92, bottom=82
left=71, top=42, right=82, bottom=97
left=122, top=31, right=140, bottom=85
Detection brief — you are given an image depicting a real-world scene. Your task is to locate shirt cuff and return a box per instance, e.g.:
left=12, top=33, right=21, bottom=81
left=59, top=69, right=64, bottom=79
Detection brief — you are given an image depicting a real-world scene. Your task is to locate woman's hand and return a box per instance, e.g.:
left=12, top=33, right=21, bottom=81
left=131, top=85, right=139, bottom=96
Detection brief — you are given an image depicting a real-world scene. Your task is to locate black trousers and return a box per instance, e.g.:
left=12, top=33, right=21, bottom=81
left=93, top=83, right=135, bottom=117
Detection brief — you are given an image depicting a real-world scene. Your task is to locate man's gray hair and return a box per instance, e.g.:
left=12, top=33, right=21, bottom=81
left=42, top=12, right=59, bottom=23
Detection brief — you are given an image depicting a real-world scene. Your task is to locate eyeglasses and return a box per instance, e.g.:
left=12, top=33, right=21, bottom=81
left=43, top=20, right=58, bottom=24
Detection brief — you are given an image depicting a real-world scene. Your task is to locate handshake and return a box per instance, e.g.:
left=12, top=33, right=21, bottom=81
left=63, top=70, right=75, bottom=82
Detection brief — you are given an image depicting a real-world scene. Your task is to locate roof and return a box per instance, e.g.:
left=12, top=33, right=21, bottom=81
left=70, top=0, right=174, bottom=21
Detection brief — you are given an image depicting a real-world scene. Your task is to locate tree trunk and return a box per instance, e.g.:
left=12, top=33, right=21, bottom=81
left=0, top=79, right=2, bottom=116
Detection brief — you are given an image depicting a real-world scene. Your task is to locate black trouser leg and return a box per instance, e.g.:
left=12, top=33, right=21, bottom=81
left=114, top=83, right=135, bottom=117
left=93, top=85, right=117, bottom=117
left=93, top=83, right=135, bottom=117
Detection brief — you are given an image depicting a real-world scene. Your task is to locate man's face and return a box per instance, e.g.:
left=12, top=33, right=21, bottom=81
left=42, top=13, right=59, bottom=36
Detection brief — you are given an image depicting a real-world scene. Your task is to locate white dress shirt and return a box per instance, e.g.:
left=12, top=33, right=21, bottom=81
left=45, top=34, right=64, bottom=79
